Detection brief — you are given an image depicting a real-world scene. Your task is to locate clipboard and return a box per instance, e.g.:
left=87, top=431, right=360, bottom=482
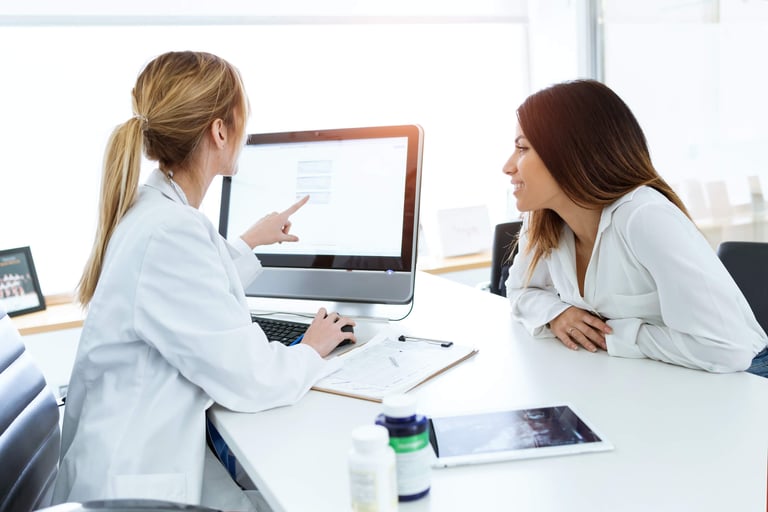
left=312, top=328, right=478, bottom=402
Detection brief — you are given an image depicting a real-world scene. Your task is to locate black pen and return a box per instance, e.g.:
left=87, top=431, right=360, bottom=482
left=397, top=335, right=453, bottom=348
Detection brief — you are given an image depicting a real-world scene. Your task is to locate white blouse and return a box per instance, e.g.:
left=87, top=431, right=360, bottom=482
left=506, top=186, right=768, bottom=373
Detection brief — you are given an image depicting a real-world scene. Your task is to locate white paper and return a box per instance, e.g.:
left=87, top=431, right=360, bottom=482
left=313, top=328, right=477, bottom=401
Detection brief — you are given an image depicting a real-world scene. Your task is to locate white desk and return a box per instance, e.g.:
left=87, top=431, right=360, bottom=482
left=210, top=272, right=768, bottom=512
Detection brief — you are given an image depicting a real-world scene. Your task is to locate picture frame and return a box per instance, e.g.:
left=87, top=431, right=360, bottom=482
left=0, top=246, right=46, bottom=317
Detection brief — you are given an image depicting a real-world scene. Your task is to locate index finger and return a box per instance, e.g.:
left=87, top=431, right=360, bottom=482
left=281, top=195, right=310, bottom=217
left=583, top=313, right=612, bottom=334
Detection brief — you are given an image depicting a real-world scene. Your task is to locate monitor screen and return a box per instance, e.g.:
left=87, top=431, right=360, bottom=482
left=219, top=125, right=423, bottom=319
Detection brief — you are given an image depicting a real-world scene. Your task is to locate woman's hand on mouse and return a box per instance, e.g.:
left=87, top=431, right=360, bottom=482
left=548, top=306, right=611, bottom=352
left=239, top=195, right=310, bottom=249
left=300, top=307, right=357, bottom=357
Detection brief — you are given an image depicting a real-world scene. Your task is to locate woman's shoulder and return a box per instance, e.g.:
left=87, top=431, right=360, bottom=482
left=608, top=186, right=691, bottom=238
left=610, top=186, right=678, bottom=218
left=119, top=187, right=215, bottom=243
left=138, top=186, right=210, bottom=220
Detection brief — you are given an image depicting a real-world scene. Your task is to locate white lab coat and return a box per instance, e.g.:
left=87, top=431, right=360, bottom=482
left=53, top=170, right=335, bottom=510
left=506, top=186, right=768, bottom=373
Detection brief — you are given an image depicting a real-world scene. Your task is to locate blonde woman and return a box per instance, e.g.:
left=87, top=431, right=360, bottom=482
left=53, top=51, right=355, bottom=511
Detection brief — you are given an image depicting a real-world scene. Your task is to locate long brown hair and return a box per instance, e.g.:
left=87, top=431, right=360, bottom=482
left=78, top=51, right=248, bottom=306
left=517, top=79, right=690, bottom=274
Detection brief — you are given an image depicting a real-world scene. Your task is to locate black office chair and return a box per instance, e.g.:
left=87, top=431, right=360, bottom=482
left=489, top=221, right=523, bottom=297
left=716, top=241, right=768, bottom=335
left=0, top=309, right=60, bottom=512
left=0, top=308, right=221, bottom=512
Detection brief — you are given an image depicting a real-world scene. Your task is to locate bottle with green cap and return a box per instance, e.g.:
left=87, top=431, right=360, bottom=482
left=375, top=393, right=431, bottom=501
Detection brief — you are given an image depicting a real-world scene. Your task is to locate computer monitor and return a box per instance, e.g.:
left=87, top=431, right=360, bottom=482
left=218, top=124, right=423, bottom=321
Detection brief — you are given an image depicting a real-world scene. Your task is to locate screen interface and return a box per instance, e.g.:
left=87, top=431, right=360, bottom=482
left=225, top=134, right=409, bottom=268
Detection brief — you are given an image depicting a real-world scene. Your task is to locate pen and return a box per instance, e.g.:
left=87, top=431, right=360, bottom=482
left=289, top=334, right=304, bottom=346
left=397, top=335, right=453, bottom=348
left=389, top=356, right=399, bottom=367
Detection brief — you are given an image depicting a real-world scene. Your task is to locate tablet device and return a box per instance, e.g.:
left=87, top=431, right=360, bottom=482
left=428, top=404, right=613, bottom=468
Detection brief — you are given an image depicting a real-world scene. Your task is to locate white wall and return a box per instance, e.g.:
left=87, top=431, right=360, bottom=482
left=0, top=0, right=526, bottom=18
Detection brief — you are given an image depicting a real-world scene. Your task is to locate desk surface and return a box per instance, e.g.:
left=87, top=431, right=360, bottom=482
left=417, top=251, right=491, bottom=275
left=210, top=272, right=768, bottom=512
left=13, top=295, right=85, bottom=336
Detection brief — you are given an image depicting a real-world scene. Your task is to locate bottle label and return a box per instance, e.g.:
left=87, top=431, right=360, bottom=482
left=389, top=431, right=431, bottom=496
left=389, top=432, right=429, bottom=453
left=349, top=466, right=397, bottom=512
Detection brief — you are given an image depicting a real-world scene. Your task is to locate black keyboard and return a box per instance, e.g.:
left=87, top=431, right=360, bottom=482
left=252, top=315, right=309, bottom=346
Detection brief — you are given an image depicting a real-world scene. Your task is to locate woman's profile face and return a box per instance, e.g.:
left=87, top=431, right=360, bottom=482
left=502, top=124, right=563, bottom=212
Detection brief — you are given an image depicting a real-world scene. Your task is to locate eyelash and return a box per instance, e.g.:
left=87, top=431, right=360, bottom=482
left=515, top=144, right=528, bottom=153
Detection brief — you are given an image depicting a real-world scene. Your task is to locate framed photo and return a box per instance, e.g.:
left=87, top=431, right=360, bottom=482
left=0, top=246, right=46, bottom=317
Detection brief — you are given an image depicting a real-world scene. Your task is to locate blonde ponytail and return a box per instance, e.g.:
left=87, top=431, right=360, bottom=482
left=77, top=51, right=248, bottom=307
left=77, top=117, right=144, bottom=306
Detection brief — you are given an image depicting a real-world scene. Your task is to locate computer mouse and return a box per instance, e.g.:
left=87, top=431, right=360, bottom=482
left=339, top=324, right=354, bottom=347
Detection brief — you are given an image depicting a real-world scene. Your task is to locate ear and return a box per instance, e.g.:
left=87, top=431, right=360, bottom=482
left=209, top=119, right=228, bottom=150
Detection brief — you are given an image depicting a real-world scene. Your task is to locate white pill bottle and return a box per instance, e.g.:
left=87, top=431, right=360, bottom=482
left=348, top=424, right=398, bottom=512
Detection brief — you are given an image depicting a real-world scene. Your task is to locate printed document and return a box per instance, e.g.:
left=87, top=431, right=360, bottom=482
left=312, top=328, right=477, bottom=402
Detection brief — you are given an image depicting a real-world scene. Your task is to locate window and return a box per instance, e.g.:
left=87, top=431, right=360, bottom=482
left=601, top=0, right=768, bottom=247
left=0, top=2, right=585, bottom=294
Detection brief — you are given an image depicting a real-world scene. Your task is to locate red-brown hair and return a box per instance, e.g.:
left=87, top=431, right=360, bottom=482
left=517, top=79, right=690, bottom=274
